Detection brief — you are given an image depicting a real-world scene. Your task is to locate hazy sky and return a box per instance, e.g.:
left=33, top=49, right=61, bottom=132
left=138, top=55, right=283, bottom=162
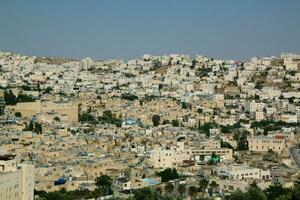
left=0, top=0, right=300, bottom=60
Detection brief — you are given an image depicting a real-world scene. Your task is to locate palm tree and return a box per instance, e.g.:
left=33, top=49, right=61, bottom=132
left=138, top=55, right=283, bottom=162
left=199, top=178, right=209, bottom=196
left=189, top=186, right=198, bottom=200
left=72, top=189, right=82, bottom=200
left=177, top=184, right=186, bottom=198
left=165, top=182, right=174, bottom=197
left=209, top=180, right=219, bottom=194
left=93, top=188, right=102, bottom=199
left=154, top=187, right=162, bottom=200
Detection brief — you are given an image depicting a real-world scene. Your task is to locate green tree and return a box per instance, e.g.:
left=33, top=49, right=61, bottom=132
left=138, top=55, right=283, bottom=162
left=154, top=187, right=162, bottom=200
left=34, top=122, right=43, bottom=134
left=275, top=195, right=292, bottom=200
left=171, top=119, right=180, bottom=127
left=103, top=110, right=113, bottom=119
left=121, top=93, right=138, bottom=101
left=98, top=110, right=122, bottom=127
left=0, top=105, right=4, bottom=116
left=132, top=187, right=155, bottom=200
left=157, top=168, right=179, bottom=182
left=162, top=120, right=170, bottom=125
left=290, top=180, right=300, bottom=200
left=228, top=189, right=249, bottom=200
left=35, top=188, right=74, bottom=200
left=255, top=82, right=263, bottom=89
left=95, top=175, right=113, bottom=196
left=16, top=92, right=35, bottom=102
left=15, top=112, right=22, bottom=117
left=248, top=185, right=267, bottom=200
left=79, top=113, right=96, bottom=123
left=165, top=183, right=174, bottom=196
left=235, top=131, right=249, bottom=151
left=198, top=178, right=209, bottom=194
left=37, top=82, right=41, bottom=92
left=177, top=184, right=186, bottom=198
left=158, top=84, right=163, bottom=90
left=44, top=86, right=53, bottom=94
left=181, top=102, right=189, bottom=109
left=4, top=90, right=17, bottom=105
left=264, top=183, right=289, bottom=200
left=209, top=181, right=219, bottom=194
left=21, top=85, right=32, bottom=91
left=188, top=186, right=198, bottom=200
left=152, top=114, right=161, bottom=126
left=198, top=123, right=216, bottom=136
left=28, top=121, right=34, bottom=131
left=221, top=140, right=233, bottom=149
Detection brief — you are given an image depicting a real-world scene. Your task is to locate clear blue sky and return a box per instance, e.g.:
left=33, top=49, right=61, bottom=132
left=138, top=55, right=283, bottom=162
left=0, top=0, right=300, bottom=60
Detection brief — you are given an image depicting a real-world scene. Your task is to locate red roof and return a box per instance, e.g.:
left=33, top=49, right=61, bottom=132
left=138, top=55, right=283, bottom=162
left=274, top=135, right=285, bottom=139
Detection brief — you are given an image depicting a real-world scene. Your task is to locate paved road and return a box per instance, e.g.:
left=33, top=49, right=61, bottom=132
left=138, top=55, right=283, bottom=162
left=290, top=145, right=300, bottom=168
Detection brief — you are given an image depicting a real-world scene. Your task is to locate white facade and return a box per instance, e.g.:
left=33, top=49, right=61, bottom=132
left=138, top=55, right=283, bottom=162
left=213, top=164, right=270, bottom=180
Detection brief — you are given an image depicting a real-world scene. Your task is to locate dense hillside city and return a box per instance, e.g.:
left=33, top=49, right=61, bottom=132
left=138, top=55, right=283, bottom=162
left=1, top=51, right=300, bottom=200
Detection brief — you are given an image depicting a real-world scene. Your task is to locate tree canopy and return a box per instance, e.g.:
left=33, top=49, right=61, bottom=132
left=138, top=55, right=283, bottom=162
left=157, top=168, right=179, bottom=182
left=94, top=175, right=113, bottom=196
left=152, top=114, right=161, bottom=127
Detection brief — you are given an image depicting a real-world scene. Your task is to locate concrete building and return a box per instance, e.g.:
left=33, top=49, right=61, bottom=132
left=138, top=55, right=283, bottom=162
left=0, top=155, right=34, bottom=200
left=113, top=177, right=131, bottom=191
left=212, top=164, right=270, bottom=180
left=191, top=148, right=233, bottom=161
left=248, top=136, right=286, bottom=154
left=149, top=148, right=190, bottom=169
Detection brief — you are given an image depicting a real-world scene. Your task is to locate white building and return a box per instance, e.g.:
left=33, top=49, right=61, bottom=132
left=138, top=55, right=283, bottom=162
left=281, top=114, right=298, bottom=123
left=212, top=164, right=270, bottom=180
left=255, top=111, right=265, bottom=121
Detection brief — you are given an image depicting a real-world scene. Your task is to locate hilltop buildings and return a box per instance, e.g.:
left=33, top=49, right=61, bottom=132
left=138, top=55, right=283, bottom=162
left=0, top=51, right=299, bottom=198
